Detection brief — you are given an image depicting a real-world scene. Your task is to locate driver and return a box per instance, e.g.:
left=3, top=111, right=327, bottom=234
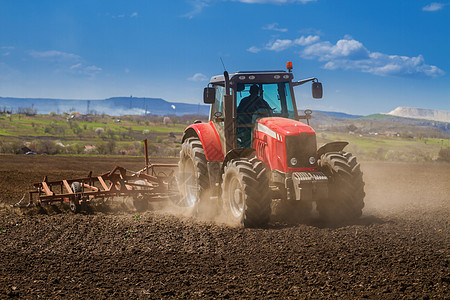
left=237, top=84, right=272, bottom=124
left=236, top=84, right=272, bottom=148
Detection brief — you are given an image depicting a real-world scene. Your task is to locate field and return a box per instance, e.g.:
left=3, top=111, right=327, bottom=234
left=0, top=155, right=448, bottom=298
left=1, top=113, right=449, bottom=162
left=317, top=132, right=450, bottom=162
left=0, top=113, right=202, bottom=157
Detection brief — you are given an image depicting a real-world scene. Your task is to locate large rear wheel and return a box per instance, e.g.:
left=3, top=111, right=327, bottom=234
left=317, top=151, right=365, bottom=222
left=177, top=137, right=210, bottom=215
left=222, top=157, right=271, bottom=227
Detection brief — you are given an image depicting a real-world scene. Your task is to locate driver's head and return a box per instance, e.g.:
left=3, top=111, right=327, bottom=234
left=249, top=84, right=259, bottom=96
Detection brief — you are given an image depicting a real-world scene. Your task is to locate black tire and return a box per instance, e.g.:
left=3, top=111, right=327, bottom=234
left=69, top=182, right=82, bottom=213
left=222, top=157, right=271, bottom=227
left=177, top=137, right=210, bottom=215
left=317, top=152, right=365, bottom=222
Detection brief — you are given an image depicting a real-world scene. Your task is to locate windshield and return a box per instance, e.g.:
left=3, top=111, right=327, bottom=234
left=236, top=82, right=295, bottom=121
left=234, top=82, right=295, bottom=148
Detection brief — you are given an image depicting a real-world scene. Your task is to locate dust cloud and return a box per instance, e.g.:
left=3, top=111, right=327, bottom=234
left=361, top=161, right=449, bottom=216
left=163, top=161, right=450, bottom=225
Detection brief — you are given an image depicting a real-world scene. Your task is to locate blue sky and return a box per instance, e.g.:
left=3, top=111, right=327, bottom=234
left=0, top=0, right=449, bottom=115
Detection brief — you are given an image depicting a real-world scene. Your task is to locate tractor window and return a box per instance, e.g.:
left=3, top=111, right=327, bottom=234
left=235, top=82, right=295, bottom=148
left=214, top=85, right=225, bottom=114
left=236, top=82, right=295, bottom=121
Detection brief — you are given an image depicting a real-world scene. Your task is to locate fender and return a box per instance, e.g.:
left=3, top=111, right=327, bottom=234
left=182, top=122, right=224, bottom=162
left=220, top=148, right=255, bottom=174
left=317, top=141, right=348, bottom=158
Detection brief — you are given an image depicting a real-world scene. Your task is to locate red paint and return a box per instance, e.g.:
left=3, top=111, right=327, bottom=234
left=253, top=117, right=317, bottom=173
left=184, top=122, right=224, bottom=162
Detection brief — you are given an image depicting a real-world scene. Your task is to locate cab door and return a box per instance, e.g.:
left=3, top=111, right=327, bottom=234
left=211, top=85, right=227, bottom=154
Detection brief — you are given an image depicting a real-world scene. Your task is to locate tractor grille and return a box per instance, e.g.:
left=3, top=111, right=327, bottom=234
left=285, top=134, right=317, bottom=168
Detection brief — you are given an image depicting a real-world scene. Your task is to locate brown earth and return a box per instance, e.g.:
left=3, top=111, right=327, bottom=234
left=0, top=155, right=448, bottom=299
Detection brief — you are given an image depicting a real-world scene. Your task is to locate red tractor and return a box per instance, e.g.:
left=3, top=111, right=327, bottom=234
left=176, top=62, right=365, bottom=227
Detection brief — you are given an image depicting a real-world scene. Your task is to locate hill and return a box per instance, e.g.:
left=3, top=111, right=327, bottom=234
left=386, top=107, right=450, bottom=123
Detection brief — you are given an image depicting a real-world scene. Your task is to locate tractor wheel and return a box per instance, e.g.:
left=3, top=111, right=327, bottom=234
left=177, top=137, right=210, bottom=215
left=133, top=180, right=149, bottom=212
left=71, top=181, right=82, bottom=193
left=317, top=152, right=365, bottom=222
left=222, top=157, right=271, bottom=227
left=69, top=182, right=82, bottom=213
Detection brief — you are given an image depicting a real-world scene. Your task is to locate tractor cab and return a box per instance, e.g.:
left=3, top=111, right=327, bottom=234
left=203, top=64, right=322, bottom=151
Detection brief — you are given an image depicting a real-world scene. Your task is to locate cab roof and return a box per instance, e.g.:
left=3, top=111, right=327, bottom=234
left=209, top=70, right=294, bottom=85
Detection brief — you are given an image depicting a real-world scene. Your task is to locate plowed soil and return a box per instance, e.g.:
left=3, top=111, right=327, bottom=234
left=0, top=155, right=448, bottom=299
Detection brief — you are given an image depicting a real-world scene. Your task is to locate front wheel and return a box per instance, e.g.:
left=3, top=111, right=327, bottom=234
left=317, top=152, right=365, bottom=222
left=222, top=157, right=271, bottom=227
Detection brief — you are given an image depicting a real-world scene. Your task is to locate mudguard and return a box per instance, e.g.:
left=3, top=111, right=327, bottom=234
left=317, top=141, right=348, bottom=158
left=182, top=122, right=224, bottom=162
left=221, top=148, right=255, bottom=174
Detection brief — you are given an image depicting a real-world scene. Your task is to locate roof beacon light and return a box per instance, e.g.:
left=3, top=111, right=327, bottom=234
left=286, top=61, right=293, bottom=72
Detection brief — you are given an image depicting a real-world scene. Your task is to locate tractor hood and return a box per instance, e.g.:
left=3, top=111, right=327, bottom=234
left=256, top=117, right=315, bottom=137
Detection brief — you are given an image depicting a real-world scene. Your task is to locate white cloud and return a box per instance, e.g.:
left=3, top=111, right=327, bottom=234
left=29, top=50, right=81, bottom=61
left=184, top=0, right=209, bottom=19
left=247, top=46, right=261, bottom=53
left=422, top=2, right=447, bottom=11
left=264, top=35, right=320, bottom=51
left=302, top=38, right=370, bottom=60
left=69, top=63, right=102, bottom=76
left=70, top=63, right=82, bottom=70
left=265, top=39, right=293, bottom=51
left=110, top=12, right=138, bottom=19
left=234, top=0, right=316, bottom=3
left=263, top=22, right=288, bottom=32
left=294, top=35, right=320, bottom=46
left=185, top=0, right=315, bottom=18
left=188, top=73, right=208, bottom=81
left=301, top=37, right=444, bottom=78
left=30, top=50, right=102, bottom=77
left=259, top=33, right=444, bottom=77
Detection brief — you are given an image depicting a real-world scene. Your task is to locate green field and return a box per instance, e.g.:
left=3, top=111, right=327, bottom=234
left=317, top=132, right=449, bottom=162
left=0, top=114, right=190, bottom=157
left=0, top=113, right=448, bottom=162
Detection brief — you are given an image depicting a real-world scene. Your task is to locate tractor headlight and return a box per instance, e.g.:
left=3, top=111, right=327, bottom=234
left=309, top=156, right=316, bottom=165
left=290, top=157, right=298, bottom=166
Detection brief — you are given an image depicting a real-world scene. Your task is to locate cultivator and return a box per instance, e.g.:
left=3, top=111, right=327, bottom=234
left=27, top=140, right=179, bottom=212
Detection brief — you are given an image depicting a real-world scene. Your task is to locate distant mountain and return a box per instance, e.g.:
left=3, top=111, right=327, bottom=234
left=0, top=96, right=209, bottom=116
left=386, top=107, right=450, bottom=123
left=315, top=110, right=362, bottom=119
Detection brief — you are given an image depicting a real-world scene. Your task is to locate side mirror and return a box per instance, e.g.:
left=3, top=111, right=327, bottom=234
left=312, top=82, right=323, bottom=99
left=203, top=87, right=215, bottom=104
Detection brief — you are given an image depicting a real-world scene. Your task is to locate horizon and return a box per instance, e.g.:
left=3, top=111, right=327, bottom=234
left=0, top=1, right=449, bottom=115
left=2, top=95, right=450, bottom=118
